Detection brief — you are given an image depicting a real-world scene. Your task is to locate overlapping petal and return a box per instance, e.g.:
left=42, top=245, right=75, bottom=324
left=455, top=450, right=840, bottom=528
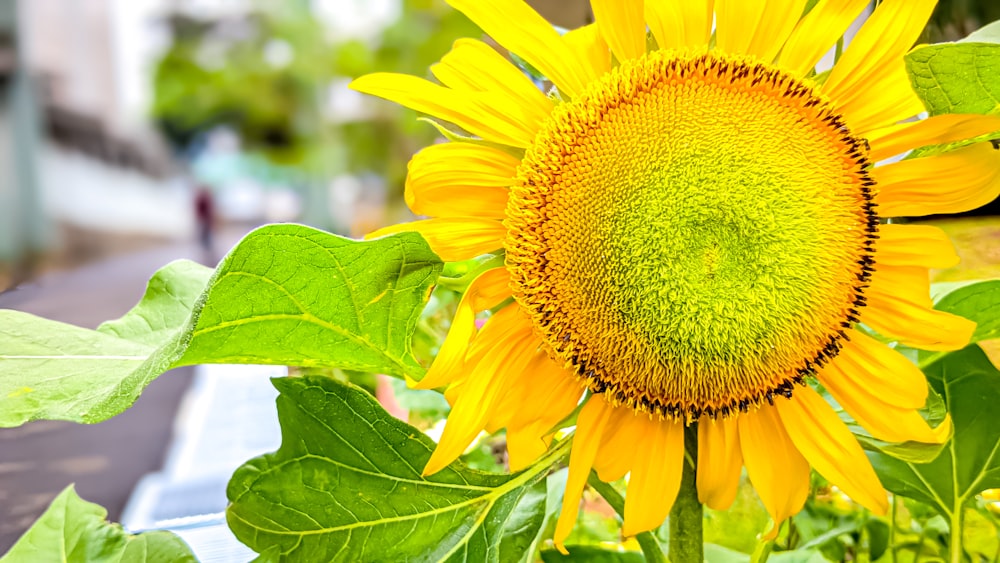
left=824, top=0, right=937, bottom=133
left=779, top=0, right=871, bottom=76
left=446, top=0, right=602, bottom=98
left=645, top=0, right=714, bottom=50
left=405, top=143, right=518, bottom=219
left=875, top=142, right=1000, bottom=217
left=739, top=406, right=811, bottom=538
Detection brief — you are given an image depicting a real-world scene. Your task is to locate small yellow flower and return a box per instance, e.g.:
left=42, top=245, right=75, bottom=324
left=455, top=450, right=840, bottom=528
left=353, top=0, right=999, bottom=550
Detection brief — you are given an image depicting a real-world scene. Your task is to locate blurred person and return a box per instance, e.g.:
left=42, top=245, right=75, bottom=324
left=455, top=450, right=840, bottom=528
left=194, top=185, right=216, bottom=263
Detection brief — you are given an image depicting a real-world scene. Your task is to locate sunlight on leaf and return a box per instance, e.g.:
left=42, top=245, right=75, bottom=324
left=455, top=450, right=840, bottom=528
left=0, top=225, right=442, bottom=427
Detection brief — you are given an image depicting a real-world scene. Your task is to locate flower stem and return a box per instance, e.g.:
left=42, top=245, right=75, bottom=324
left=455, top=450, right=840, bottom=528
left=669, top=429, right=703, bottom=563
left=950, top=508, right=964, bottom=563
left=586, top=473, right=667, bottom=563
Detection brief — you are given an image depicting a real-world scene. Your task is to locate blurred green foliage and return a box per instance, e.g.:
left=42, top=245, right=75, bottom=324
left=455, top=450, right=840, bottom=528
left=151, top=0, right=477, bottom=190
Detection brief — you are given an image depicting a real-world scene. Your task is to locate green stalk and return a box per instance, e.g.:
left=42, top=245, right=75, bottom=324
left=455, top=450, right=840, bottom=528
left=587, top=473, right=667, bottom=563
left=889, top=495, right=899, bottom=563
left=669, top=429, right=704, bottom=563
left=950, top=509, right=964, bottom=563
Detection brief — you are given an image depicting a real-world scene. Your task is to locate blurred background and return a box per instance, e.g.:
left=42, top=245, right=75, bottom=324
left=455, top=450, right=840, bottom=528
left=0, top=0, right=998, bottom=560
left=0, top=0, right=996, bottom=288
left=0, top=0, right=601, bottom=291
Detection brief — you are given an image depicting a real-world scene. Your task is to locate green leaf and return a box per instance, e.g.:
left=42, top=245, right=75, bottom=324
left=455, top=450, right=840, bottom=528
left=905, top=42, right=1000, bottom=117
left=703, top=543, right=750, bottom=563
left=0, top=225, right=442, bottom=427
left=225, top=376, right=565, bottom=562
left=919, top=279, right=1000, bottom=367
left=868, top=345, right=1000, bottom=521
left=96, top=260, right=213, bottom=346
left=864, top=519, right=890, bottom=561
left=539, top=546, right=645, bottom=563
left=1, top=485, right=196, bottom=563
left=499, top=480, right=549, bottom=563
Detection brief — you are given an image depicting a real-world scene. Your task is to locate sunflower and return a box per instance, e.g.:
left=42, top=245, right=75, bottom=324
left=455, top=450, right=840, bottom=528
left=352, top=0, right=1000, bottom=548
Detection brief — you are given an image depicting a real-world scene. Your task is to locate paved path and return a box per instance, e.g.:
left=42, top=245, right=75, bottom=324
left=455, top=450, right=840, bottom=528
left=0, top=229, right=246, bottom=551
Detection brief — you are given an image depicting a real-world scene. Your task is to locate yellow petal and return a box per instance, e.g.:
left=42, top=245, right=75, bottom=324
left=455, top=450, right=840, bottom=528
left=645, top=0, right=713, bottom=50
left=431, top=38, right=553, bottom=129
left=554, top=398, right=615, bottom=553
left=872, top=264, right=933, bottom=307
left=778, top=0, right=871, bottom=76
left=446, top=0, right=601, bottom=98
left=868, top=114, right=1000, bottom=162
left=819, top=360, right=948, bottom=444
left=823, top=0, right=936, bottom=133
left=423, top=330, right=536, bottom=475
left=865, top=265, right=976, bottom=351
left=840, top=62, right=926, bottom=135
left=500, top=354, right=584, bottom=471
left=622, top=417, right=685, bottom=538
left=506, top=421, right=552, bottom=471
left=826, top=330, right=929, bottom=409
left=591, top=0, right=646, bottom=63
left=876, top=224, right=959, bottom=269
left=875, top=142, right=1000, bottom=217
left=775, top=387, right=889, bottom=514
left=413, top=268, right=511, bottom=390
left=592, top=407, right=642, bottom=483
left=368, top=218, right=505, bottom=262
left=697, top=416, right=743, bottom=510
left=748, top=0, right=810, bottom=63
left=716, top=0, right=808, bottom=61
left=405, top=143, right=518, bottom=219
left=563, top=23, right=611, bottom=78
left=714, top=0, right=767, bottom=56
left=351, top=73, right=538, bottom=147
left=738, top=406, right=810, bottom=539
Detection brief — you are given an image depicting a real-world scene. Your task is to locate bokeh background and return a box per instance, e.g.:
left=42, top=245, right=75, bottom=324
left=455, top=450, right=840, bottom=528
left=0, top=0, right=997, bottom=287
left=0, top=0, right=998, bottom=560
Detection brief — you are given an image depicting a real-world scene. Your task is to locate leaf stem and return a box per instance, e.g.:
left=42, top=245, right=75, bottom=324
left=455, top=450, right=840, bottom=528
left=586, top=473, right=667, bottom=563
left=950, top=508, right=964, bottom=563
left=669, top=428, right=704, bottom=563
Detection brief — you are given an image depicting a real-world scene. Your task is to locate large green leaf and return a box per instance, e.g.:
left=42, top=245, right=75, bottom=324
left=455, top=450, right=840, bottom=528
left=869, top=345, right=1000, bottom=522
left=918, top=279, right=1000, bottom=368
left=0, top=486, right=196, bottom=563
left=0, top=225, right=442, bottom=427
left=226, top=376, right=564, bottom=562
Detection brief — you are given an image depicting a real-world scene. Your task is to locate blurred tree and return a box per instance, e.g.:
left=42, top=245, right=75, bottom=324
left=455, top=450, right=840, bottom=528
left=151, top=0, right=476, bottom=193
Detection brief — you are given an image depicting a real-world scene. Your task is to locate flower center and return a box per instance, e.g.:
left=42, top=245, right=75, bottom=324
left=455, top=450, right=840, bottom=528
left=505, top=51, right=877, bottom=420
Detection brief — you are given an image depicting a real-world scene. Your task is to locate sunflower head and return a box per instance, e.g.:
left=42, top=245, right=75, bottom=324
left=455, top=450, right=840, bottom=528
left=506, top=49, right=878, bottom=421
left=354, top=0, right=994, bottom=549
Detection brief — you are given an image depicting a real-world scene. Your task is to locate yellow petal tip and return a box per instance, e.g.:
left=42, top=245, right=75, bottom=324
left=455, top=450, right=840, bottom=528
left=421, top=448, right=455, bottom=477
left=932, top=414, right=954, bottom=444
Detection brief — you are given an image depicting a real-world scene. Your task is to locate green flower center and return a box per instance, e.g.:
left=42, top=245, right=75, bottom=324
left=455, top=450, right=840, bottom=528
left=505, top=51, right=877, bottom=420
